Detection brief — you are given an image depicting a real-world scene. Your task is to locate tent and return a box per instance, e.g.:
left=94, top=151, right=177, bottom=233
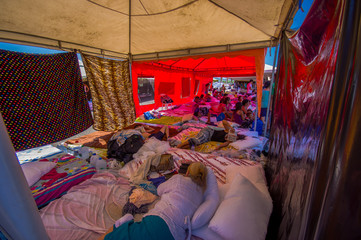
left=0, top=0, right=297, bottom=117
left=132, top=49, right=266, bottom=115
left=3, top=1, right=335, bottom=240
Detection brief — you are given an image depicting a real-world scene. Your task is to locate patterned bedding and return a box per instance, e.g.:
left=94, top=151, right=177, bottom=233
left=168, top=148, right=259, bottom=184
left=31, top=154, right=96, bottom=208
left=135, top=116, right=182, bottom=125
left=194, top=141, right=236, bottom=153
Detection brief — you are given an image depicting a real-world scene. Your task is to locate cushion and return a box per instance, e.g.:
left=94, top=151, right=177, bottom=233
left=229, top=136, right=262, bottom=150
left=225, top=164, right=270, bottom=198
left=191, top=167, right=220, bottom=229
left=21, top=161, right=57, bottom=186
left=218, top=183, right=230, bottom=201
left=192, top=224, right=223, bottom=240
left=209, top=174, right=273, bottom=240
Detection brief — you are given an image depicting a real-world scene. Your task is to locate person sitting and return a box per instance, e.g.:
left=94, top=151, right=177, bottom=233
left=232, top=105, right=246, bottom=126
left=177, top=120, right=238, bottom=151
left=261, top=81, right=271, bottom=123
left=103, top=162, right=208, bottom=240
left=199, top=94, right=205, bottom=103
left=207, top=97, right=232, bottom=123
left=235, top=95, right=244, bottom=110
left=192, top=96, right=202, bottom=120
left=241, top=99, right=250, bottom=114
left=246, top=79, right=254, bottom=95
left=204, top=93, right=212, bottom=102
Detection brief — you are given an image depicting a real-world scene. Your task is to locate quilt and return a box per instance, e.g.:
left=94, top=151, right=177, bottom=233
left=0, top=50, right=93, bottom=151
left=31, top=154, right=96, bottom=208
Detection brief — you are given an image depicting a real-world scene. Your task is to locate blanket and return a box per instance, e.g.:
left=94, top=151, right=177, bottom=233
left=40, top=172, right=131, bottom=240
left=0, top=50, right=93, bottom=151
left=66, top=131, right=115, bottom=149
left=31, top=154, right=96, bottom=208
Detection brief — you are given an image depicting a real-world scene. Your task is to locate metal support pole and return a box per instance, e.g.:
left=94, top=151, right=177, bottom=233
left=264, top=44, right=279, bottom=137
left=128, top=0, right=131, bottom=54
left=0, top=112, right=49, bottom=240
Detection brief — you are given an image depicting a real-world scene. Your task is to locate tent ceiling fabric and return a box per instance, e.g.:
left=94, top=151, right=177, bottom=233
left=0, top=0, right=296, bottom=59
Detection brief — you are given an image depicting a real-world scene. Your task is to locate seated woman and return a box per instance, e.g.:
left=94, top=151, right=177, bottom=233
left=232, top=105, right=246, bottom=126
left=103, top=162, right=208, bottom=240
left=207, top=97, right=232, bottom=123
left=177, top=120, right=238, bottom=151
left=234, top=95, right=244, bottom=110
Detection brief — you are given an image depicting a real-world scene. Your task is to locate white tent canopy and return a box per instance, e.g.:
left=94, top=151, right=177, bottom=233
left=0, top=0, right=297, bottom=60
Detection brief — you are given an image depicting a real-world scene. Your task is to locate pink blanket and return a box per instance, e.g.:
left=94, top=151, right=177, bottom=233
left=40, top=172, right=131, bottom=240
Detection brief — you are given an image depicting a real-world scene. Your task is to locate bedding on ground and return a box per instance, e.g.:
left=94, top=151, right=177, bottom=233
left=28, top=153, right=96, bottom=208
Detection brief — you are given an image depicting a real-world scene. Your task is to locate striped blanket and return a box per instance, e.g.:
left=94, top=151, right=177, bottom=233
left=168, top=148, right=259, bottom=184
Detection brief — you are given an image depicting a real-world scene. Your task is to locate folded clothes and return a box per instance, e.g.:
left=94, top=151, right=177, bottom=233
left=148, top=176, right=166, bottom=188
left=129, top=188, right=157, bottom=208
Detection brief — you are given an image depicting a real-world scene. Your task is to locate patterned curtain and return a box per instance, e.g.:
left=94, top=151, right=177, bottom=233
left=82, top=54, right=136, bottom=131
left=0, top=50, right=93, bottom=151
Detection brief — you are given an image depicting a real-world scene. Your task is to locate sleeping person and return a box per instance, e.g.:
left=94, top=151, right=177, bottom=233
left=176, top=120, right=239, bottom=151
left=102, top=162, right=208, bottom=240
left=135, top=124, right=169, bottom=141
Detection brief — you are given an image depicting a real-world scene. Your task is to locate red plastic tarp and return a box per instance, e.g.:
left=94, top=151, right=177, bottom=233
left=131, top=49, right=265, bottom=116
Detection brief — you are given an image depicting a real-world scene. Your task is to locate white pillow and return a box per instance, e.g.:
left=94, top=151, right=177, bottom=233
left=218, top=183, right=230, bottom=201
left=191, top=167, right=220, bottom=229
left=225, top=164, right=270, bottom=200
left=229, top=136, right=262, bottom=150
left=21, top=161, right=57, bottom=186
left=209, top=174, right=273, bottom=240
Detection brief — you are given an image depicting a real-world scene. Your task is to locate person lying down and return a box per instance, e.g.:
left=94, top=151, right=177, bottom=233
left=176, top=120, right=240, bottom=151
left=100, top=162, right=207, bottom=240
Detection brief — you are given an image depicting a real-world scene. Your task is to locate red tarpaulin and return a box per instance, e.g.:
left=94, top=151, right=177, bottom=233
left=131, top=49, right=265, bottom=116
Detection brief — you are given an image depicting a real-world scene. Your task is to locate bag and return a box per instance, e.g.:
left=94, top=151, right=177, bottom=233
left=150, top=154, right=174, bottom=172
left=107, top=134, right=145, bottom=163
left=226, top=131, right=237, bottom=142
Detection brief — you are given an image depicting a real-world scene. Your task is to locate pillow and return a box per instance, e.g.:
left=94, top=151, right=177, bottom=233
left=209, top=174, right=273, bottom=240
left=192, top=224, right=223, bottom=240
left=218, top=183, right=231, bottom=201
left=225, top=164, right=270, bottom=199
left=229, top=136, right=262, bottom=150
left=21, top=161, right=57, bottom=186
left=181, top=113, right=194, bottom=122
left=191, top=167, right=220, bottom=229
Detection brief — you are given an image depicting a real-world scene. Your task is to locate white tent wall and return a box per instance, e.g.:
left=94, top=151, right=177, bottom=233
left=0, top=113, right=49, bottom=240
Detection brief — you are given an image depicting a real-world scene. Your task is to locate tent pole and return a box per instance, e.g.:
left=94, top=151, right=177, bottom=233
left=129, top=0, right=131, bottom=54
left=0, top=112, right=49, bottom=240
left=254, top=95, right=258, bottom=134
left=264, top=44, right=279, bottom=137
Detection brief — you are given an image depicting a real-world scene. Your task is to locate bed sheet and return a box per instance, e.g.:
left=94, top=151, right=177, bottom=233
left=31, top=154, right=96, bottom=208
